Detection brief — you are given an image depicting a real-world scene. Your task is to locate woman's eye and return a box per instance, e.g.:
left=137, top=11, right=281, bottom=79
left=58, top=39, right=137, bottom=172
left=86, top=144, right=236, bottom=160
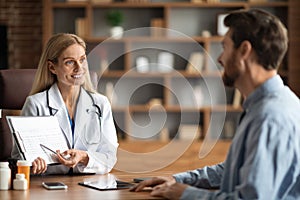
left=65, top=60, right=75, bottom=66
left=80, top=58, right=86, bottom=64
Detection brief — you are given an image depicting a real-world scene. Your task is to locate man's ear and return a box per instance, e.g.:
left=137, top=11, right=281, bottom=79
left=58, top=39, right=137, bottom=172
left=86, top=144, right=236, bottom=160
left=48, top=61, right=56, bottom=74
left=239, top=40, right=252, bottom=59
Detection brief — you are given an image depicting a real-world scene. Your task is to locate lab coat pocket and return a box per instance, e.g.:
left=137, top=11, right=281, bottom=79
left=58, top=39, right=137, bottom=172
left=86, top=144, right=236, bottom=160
left=84, top=121, right=101, bottom=145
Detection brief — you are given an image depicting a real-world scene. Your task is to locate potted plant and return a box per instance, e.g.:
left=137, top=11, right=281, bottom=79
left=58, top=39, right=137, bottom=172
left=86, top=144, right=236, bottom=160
left=106, top=10, right=124, bottom=39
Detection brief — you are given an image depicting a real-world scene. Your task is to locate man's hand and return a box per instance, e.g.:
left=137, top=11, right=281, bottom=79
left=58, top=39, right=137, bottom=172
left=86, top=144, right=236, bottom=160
left=130, top=176, right=176, bottom=192
left=151, top=182, right=188, bottom=200
left=56, top=149, right=89, bottom=168
left=31, top=157, right=47, bottom=174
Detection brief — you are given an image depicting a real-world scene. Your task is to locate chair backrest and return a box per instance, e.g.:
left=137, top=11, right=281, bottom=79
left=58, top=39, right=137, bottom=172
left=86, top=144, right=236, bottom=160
left=0, top=69, right=37, bottom=110
left=0, top=69, right=99, bottom=161
left=0, top=69, right=36, bottom=161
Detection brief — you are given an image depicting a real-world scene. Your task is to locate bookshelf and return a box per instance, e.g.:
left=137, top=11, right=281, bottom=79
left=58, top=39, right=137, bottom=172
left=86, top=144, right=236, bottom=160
left=43, top=0, right=292, bottom=140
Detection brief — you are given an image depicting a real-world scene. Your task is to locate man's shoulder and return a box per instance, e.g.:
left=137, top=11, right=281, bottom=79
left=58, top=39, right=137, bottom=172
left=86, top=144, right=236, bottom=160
left=247, top=91, right=300, bottom=127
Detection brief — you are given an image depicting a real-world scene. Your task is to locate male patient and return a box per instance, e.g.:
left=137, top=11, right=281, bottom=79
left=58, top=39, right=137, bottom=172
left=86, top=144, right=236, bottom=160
left=131, top=9, right=300, bottom=199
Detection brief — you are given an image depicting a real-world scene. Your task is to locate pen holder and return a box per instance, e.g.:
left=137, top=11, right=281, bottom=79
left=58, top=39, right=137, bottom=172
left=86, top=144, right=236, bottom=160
left=17, top=160, right=31, bottom=189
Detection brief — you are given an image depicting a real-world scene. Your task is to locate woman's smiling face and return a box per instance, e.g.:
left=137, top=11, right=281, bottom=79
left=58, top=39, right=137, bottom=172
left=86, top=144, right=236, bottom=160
left=49, top=43, right=87, bottom=88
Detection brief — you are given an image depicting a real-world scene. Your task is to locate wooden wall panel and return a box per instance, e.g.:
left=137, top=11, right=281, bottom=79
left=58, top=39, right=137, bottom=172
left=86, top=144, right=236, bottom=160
left=288, top=0, right=300, bottom=96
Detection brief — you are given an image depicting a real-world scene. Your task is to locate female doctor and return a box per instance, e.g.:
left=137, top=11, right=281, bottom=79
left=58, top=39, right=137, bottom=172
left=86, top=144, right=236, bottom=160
left=11, top=33, right=118, bottom=175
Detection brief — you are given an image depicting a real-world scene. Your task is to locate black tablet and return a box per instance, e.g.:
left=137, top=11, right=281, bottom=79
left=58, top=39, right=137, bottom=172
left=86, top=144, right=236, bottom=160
left=78, top=180, right=134, bottom=191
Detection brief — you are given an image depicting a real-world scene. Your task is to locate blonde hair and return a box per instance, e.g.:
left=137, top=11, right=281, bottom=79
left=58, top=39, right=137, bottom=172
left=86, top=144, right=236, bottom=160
left=30, top=33, right=96, bottom=95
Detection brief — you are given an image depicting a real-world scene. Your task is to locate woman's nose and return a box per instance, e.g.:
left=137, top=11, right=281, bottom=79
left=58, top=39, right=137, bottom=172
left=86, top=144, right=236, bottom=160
left=74, top=61, right=83, bottom=71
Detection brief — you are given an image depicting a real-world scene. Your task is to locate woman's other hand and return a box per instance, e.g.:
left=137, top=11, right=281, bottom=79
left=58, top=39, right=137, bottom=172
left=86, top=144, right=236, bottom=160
left=31, top=157, right=47, bottom=174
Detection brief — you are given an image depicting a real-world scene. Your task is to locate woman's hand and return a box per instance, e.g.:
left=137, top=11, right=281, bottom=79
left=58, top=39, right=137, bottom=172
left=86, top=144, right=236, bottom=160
left=56, top=149, right=89, bottom=168
left=31, top=157, right=47, bottom=174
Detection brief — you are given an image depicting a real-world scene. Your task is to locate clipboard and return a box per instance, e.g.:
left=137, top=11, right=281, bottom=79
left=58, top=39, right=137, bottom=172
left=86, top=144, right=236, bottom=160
left=6, top=116, right=69, bottom=165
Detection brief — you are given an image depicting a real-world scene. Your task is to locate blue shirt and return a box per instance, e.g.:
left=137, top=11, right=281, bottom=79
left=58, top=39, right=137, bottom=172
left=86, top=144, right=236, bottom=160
left=174, top=75, right=300, bottom=199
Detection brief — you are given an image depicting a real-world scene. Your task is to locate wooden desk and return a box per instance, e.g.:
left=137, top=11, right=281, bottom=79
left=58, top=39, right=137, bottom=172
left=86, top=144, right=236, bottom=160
left=1, top=141, right=230, bottom=199
left=0, top=171, right=172, bottom=200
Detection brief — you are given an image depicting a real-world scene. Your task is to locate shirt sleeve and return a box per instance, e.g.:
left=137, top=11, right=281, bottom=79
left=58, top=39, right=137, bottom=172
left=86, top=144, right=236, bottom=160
left=173, top=163, right=224, bottom=189
left=180, top=186, right=240, bottom=200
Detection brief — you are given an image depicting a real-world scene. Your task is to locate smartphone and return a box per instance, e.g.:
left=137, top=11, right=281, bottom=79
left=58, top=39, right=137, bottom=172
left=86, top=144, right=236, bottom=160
left=42, top=182, right=68, bottom=190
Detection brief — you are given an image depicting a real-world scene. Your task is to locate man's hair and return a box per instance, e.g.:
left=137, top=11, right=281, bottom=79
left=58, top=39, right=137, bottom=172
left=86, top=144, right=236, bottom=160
left=224, top=9, right=288, bottom=70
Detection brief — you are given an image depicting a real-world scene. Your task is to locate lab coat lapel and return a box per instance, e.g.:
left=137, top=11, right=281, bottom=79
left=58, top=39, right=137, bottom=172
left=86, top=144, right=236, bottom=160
left=47, top=84, right=73, bottom=148
left=74, top=88, right=94, bottom=140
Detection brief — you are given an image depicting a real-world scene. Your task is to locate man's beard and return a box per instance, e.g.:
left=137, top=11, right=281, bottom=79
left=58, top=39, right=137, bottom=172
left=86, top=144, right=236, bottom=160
left=222, top=72, right=235, bottom=87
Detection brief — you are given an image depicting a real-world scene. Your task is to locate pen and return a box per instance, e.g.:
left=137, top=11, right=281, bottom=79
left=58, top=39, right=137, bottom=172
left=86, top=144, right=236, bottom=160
left=40, top=144, right=57, bottom=155
left=40, top=144, right=71, bottom=160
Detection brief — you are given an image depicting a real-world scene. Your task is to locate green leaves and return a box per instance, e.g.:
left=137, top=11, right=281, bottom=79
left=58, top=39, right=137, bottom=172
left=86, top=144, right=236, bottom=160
left=106, top=10, right=123, bottom=27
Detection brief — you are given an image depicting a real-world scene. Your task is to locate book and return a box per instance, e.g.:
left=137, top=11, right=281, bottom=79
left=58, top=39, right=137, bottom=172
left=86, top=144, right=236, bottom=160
left=150, top=18, right=165, bottom=37
left=75, top=18, right=87, bottom=38
left=232, top=89, right=242, bottom=107
left=178, top=125, right=201, bottom=141
left=248, top=0, right=267, bottom=2
left=191, top=0, right=205, bottom=3
left=160, top=127, right=169, bottom=142
left=125, top=0, right=149, bottom=3
left=91, top=0, right=112, bottom=2
left=67, top=0, right=88, bottom=2
left=186, top=52, right=204, bottom=74
left=6, top=116, right=69, bottom=165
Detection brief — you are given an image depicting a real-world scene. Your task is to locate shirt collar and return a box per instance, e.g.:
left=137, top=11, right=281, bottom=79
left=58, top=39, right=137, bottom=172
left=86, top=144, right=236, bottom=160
left=242, top=75, right=284, bottom=111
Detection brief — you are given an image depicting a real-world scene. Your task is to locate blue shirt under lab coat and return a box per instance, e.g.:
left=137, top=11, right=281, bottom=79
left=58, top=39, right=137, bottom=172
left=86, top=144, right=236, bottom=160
left=174, top=75, right=300, bottom=199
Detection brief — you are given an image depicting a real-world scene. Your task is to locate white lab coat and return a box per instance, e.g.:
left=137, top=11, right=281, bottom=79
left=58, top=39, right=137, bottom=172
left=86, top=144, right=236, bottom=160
left=12, top=83, right=118, bottom=174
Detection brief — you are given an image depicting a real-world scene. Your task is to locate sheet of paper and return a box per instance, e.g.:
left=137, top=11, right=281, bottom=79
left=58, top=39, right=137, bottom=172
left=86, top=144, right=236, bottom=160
left=7, top=116, right=69, bottom=164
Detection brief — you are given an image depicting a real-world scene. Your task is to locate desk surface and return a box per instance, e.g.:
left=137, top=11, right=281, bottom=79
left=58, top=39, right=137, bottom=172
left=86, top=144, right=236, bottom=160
left=0, top=171, right=173, bottom=200
left=1, top=141, right=230, bottom=199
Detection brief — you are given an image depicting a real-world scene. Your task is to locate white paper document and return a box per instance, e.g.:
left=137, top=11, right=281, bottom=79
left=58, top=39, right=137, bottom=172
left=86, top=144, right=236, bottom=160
left=7, top=116, right=69, bottom=165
